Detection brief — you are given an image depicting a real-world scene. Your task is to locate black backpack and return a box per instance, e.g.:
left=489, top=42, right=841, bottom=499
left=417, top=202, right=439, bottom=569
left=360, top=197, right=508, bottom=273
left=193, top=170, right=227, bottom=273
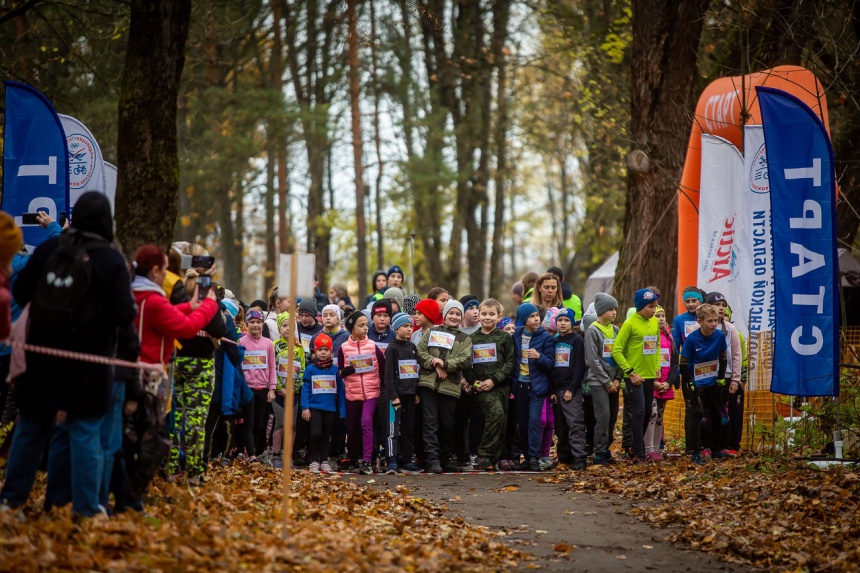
left=29, top=229, right=109, bottom=329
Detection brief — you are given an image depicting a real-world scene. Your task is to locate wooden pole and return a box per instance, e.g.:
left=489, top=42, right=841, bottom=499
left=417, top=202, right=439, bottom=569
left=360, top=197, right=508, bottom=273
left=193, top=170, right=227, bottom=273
left=282, top=252, right=299, bottom=533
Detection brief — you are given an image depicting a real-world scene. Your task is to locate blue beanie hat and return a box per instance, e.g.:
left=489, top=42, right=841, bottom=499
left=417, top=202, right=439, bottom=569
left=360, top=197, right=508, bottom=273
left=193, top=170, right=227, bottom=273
left=516, top=303, right=539, bottom=326
left=391, top=312, right=412, bottom=332
left=387, top=265, right=404, bottom=279
left=556, top=307, right=575, bottom=322
left=633, top=288, right=660, bottom=311
left=221, top=299, right=240, bottom=320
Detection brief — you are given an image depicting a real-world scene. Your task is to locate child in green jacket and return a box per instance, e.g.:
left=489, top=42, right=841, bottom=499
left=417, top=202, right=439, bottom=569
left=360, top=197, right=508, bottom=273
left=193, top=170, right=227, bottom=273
left=465, top=299, right=516, bottom=471
left=417, top=300, right=473, bottom=474
left=611, top=288, right=660, bottom=462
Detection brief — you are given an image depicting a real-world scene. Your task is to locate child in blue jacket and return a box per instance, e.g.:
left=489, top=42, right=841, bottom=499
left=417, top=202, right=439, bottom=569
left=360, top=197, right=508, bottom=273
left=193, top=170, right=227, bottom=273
left=301, top=333, right=347, bottom=473
left=512, top=303, right=556, bottom=471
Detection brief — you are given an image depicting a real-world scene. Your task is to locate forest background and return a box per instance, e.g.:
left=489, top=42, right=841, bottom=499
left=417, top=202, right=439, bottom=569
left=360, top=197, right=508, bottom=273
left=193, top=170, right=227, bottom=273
left=2, top=0, right=860, bottom=312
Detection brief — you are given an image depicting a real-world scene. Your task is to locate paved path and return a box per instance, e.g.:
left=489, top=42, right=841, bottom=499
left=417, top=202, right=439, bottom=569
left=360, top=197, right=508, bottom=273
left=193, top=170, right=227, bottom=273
left=353, top=473, right=752, bottom=572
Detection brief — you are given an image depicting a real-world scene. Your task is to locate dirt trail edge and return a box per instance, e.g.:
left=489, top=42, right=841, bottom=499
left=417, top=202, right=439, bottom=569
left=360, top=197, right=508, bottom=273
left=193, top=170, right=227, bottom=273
left=356, top=473, right=751, bottom=572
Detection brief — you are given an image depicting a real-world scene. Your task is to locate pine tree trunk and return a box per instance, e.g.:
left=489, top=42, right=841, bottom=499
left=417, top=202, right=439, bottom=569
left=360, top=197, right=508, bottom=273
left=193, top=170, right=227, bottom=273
left=347, top=0, right=368, bottom=304
left=115, top=0, right=191, bottom=256
left=370, top=0, right=385, bottom=272
left=272, top=0, right=291, bottom=256
left=265, top=127, right=277, bottom=281
left=489, top=0, right=510, bottom=301
left=613, top=0, right=708, bottom=316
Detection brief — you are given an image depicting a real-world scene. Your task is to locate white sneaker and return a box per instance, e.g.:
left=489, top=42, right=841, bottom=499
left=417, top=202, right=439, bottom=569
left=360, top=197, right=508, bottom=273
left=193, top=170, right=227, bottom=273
left=320, top=461, right=333, bottom=473
left=308, top=461, right=321, bottom=473
left=0, top=501, right=25, bottom=523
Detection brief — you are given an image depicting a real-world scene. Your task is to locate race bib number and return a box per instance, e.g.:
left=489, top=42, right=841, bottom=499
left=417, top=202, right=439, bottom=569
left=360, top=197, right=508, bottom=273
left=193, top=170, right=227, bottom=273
left=684, top=321, right=700, bottom=338
left=660, top=347, right=671, bottom=368
left=602, top=338, right=615, bottom=358
left=375, top=341, right=390, bottom=353
left=642, top=336, right=658, bottom=355
left=428, top=331, right=456, bottom=350
left=398, top=360, right=419, bottom=379
left=300, top=333, right=312, bottom=352
left=242, top=350, right=267, bottom=370
left=694, top=360, right=718, bottom=382
left=348, top=354, right=375, bottom=374
left=472, top=343, right=497, bottom=364
left=277, top=356, right=302, bottom=380
left=555, top=346, right=571, bottom=367
left=311, top=375, right=336, bottom=394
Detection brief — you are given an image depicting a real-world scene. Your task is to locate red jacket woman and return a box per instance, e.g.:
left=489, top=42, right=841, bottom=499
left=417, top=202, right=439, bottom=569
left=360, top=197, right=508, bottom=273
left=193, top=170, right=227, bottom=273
left=131, top=245, right=218, bottom=366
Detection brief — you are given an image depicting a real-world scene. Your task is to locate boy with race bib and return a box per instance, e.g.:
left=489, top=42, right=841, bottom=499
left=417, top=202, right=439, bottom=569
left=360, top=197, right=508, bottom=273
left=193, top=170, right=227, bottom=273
left=416, top=300, right=473, bottom=474
left=465, top=299, right=516, bottom=472
left=583, top=293, right=621, bottom=465
left=611, top=288, right=661, bottom=464
left=550, top=307, right=587, bottom=470
left=383, top=313, right=422, bottom=473
left=680, top=303, right=728, bottom=465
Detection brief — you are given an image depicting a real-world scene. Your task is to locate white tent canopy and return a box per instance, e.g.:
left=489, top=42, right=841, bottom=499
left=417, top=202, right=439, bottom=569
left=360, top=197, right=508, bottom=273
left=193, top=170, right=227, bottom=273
left=583, top=251, right=618, bottom=308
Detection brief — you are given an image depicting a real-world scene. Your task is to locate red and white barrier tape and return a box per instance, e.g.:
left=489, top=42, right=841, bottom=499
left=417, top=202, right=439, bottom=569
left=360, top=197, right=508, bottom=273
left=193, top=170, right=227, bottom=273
left=5, top=340, right=165, bottom=372
left=3, top=332, right=246, bottom=373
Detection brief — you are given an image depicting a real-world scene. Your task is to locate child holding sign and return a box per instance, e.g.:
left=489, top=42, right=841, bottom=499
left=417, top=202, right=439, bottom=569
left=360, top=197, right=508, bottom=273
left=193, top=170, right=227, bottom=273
left=611, top=288, right=660, bottom=463
left=383, top=313, right=422, bottom=473
left=466, top=299, right=516, bottom=471
left=238, top=310, right=276, bottom=461
left=338, top=310, right=386, bottom=474
left=417, top=300, right=474, bottom=474
left=301, top=334, right=346, bottom=473
left=680, top=304, right=727, bottom=465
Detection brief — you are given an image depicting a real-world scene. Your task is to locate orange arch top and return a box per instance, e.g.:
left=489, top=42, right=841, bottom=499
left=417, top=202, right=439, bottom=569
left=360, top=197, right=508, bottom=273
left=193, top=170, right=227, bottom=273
left=677, top=65, right=829, bottom=309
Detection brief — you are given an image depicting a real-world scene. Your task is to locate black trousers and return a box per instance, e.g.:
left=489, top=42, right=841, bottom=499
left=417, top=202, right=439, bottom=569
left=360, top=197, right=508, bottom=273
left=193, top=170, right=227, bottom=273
left=249, top=389, right=271, bottom=457
left=293, top=395, right=310, bottom=464
left=681, top=375, right=699, bottom=454
left=308, top=409, right=336, bottom=463
left=418, top=387, right=457, bottom=465
left=728, top=385, right=744, bottom=450
left=398, top=395, right=417, bottom=464
left=690, top=384, right=723, bottom=453
left=454, top=388, right=484, bottom=460
left=584, top=394, right=595, bottom=454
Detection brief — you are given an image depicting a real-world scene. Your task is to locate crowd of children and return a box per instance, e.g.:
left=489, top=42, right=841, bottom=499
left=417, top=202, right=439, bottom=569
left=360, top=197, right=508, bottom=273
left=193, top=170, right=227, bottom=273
left=210, top=265, right=749, bottom=476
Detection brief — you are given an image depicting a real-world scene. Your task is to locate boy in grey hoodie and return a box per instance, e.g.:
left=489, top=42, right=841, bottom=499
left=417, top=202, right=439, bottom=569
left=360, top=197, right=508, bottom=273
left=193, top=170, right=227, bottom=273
left=583, top=293, right=622, bottom=464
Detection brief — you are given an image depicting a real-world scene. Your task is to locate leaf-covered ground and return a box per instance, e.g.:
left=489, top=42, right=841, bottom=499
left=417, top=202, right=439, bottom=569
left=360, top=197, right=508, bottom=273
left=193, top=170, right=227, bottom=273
left=542, top=457, right=860, bottom=572
left=0, top=464, right=527, bottom=572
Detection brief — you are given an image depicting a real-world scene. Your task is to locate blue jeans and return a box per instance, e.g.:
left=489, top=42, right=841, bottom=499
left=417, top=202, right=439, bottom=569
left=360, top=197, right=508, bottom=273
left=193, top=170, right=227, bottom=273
left=514, top=382, right=546, bottom=460
left=0, top=410, right=55, bottom=508
left=99, top=382, right=125, bottom=508
left=45, top=415, right=105, bottom=516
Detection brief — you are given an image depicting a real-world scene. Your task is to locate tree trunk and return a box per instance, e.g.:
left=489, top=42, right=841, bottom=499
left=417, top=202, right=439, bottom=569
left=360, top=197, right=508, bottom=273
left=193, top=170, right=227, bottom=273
left=613, top=0, right=708, bottom=317
left=488, top=0, right=510, bottom=301
left=272, top=0, right=291, bottom=256
left=370, top=0, right=385, bottom=271
left=265, top=126, right=277, bottom=281
left=347, top=0, right=368, bottom=303
left=115, top=0, right=192, bottom=256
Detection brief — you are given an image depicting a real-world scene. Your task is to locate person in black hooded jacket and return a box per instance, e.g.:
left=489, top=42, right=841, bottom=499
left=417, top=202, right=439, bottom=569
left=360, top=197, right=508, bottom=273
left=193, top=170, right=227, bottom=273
left=0, top=192, right=136, bottom=518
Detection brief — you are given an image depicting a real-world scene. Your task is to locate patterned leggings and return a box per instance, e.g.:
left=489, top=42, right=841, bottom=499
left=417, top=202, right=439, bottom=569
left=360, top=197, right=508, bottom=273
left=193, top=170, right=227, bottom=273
left=168, top=357, right=215, bottom=479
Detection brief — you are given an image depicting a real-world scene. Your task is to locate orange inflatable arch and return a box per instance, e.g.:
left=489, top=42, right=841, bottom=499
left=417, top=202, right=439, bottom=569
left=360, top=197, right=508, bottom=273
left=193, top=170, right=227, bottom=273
left=677, top=65, right=829, bottom=309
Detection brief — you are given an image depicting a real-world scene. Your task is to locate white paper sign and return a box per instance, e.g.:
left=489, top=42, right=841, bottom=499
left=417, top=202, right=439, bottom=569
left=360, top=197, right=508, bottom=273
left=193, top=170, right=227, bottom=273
left=278, top=253, right=317, bottom=299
